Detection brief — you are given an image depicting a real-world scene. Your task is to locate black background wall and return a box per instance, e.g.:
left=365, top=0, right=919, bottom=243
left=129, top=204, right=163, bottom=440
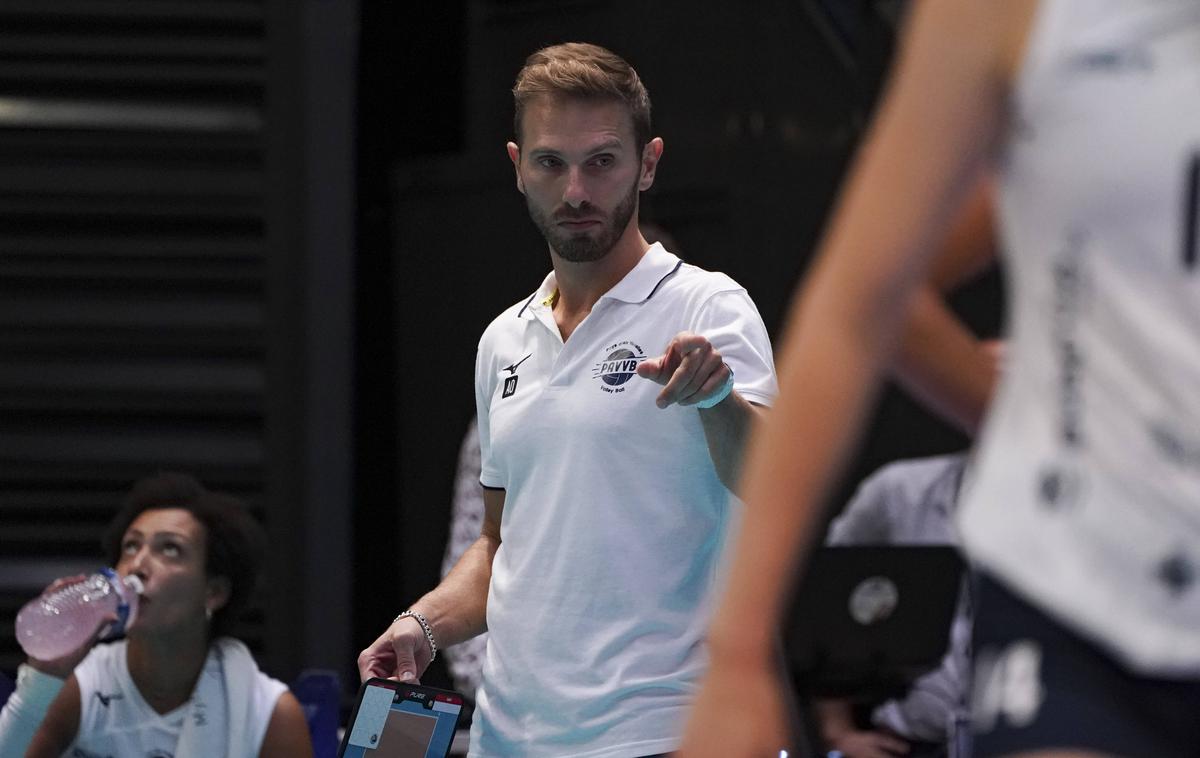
left=0, top=0, right=355, bottom=686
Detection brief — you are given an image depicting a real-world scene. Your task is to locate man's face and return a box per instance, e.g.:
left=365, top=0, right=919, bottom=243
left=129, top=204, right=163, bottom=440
left=508, top=96, right=660, bottom=262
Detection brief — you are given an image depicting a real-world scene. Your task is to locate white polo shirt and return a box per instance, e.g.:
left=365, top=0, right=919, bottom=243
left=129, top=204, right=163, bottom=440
left=471, top=243, right=777, bottom=758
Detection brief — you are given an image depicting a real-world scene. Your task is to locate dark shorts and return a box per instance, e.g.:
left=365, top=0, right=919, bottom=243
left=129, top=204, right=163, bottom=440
left=971, top=572, right=1200, bottom=757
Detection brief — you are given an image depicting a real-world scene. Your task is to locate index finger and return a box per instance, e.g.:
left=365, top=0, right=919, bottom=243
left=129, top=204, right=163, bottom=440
left=655, top=343, right=709, bottom=407
left=671, top=332, right=710, bottom=355
left=357, top=630, right=397, bottom=682
left=358, top=653, right=391, bottom=683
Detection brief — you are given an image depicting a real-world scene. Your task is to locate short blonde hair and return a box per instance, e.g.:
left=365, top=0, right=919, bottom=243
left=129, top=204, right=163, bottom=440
left=512, top=42, right=652, bottom=150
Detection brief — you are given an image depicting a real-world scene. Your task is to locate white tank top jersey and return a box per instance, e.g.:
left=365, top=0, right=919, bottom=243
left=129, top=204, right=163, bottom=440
left=958, top=0, right=1200, bottom=676
left=69, top=639, right=286, bottom=757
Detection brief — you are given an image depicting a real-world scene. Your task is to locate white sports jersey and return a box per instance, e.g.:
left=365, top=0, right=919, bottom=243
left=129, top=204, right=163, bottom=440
left=472, top=243, right=777, bottom=757
left=958, top=0, right=1200, bottom=675
left=69, top=639, right=286, bottom=757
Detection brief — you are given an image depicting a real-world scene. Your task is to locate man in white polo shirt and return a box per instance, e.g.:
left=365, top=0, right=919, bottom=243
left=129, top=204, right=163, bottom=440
left=358, top=42, right=777, bottom=757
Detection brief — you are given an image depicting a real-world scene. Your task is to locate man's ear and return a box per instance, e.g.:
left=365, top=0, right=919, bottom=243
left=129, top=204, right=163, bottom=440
left=638, top=137, right=664, bottom=191
left=506, top=141, right=525, bottom=194
left=206, top=576, right=232, bottom=615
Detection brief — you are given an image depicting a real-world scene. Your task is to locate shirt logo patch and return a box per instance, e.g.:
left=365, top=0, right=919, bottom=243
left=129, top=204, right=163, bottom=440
left=592, top=340, right=646, bottom=394
left=502, top=353, right=532, bottom=375
left=502, top=375, right=518, bottom=398
left=94, top=691, right=124, bottom=707
left=499, top=353, right=531, bottom=399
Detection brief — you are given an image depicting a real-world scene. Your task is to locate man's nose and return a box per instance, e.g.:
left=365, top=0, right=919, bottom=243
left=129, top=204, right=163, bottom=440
left=562, top=166, right=588, bottom=208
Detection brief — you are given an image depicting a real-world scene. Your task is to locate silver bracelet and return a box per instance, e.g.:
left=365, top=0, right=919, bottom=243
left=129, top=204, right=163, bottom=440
left=394, top=610, right=438, bottom=663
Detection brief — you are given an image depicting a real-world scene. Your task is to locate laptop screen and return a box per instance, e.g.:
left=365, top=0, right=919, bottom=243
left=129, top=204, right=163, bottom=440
left=340, top=678, right=464, bottom=758
left=784, top=545, right=964, bottom=696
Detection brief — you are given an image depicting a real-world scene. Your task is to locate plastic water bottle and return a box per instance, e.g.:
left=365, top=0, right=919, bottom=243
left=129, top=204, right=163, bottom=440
left=15, top=568, right=144, bottom=661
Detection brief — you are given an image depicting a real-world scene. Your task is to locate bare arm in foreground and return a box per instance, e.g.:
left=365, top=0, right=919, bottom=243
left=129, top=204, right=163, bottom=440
left=677, top=1, right=1035, bottom=754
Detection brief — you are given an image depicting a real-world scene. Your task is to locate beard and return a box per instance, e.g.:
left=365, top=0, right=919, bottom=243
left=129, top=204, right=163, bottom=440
left=526, top=177, right=640, bottom=263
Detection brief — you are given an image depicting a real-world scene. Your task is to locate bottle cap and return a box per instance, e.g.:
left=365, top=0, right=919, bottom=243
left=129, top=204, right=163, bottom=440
left=97, top=568, right=138, bottom=639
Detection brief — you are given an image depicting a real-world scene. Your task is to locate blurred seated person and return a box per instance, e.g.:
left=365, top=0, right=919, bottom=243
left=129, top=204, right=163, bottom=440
left=812, top=175, right=1002, bottom=758
left=0, top=472, right=312, bottom=758
left=815, top=454, right=971, bottom=758
left=441, top=416, right=487, bottom=699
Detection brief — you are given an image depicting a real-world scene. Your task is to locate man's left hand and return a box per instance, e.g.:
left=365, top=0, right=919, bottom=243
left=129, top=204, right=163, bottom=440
left=637, top=331, right=731, bottom=408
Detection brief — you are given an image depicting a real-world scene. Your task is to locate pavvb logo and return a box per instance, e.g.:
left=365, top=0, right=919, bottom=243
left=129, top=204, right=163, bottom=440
left=592, top=340, right=646, bottom=394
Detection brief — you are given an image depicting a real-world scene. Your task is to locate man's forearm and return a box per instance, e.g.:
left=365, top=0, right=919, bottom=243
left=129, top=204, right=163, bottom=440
left=411, top=533, right=499, bottom=649
left=699, top=391, right=765, bottom=492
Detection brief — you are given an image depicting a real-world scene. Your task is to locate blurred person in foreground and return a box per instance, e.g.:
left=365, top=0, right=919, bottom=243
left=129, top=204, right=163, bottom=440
left=358, top=42, right=778, bottom=757
left=681, top=1, right=1200, bottom=756
left=815, top=454, right=972, bottom=758
left=0, top=473, right=311, bottom=758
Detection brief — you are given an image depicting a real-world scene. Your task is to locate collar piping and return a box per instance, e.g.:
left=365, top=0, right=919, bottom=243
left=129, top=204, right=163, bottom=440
left=516, top=290, right=539, bottom=319
left=644, top=260, right=683, bottom=302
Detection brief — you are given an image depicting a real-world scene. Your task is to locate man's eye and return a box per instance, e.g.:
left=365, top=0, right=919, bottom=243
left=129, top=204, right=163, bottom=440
left=536, top=156, right=561, bottom=168
left=592, top=155, right=614, bottom=168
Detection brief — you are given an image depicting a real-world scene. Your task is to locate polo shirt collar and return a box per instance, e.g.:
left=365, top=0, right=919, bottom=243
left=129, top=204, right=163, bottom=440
left=517, top=271, right=558, bottom=320
left=517, top=243, right=682, bottom=321
left=601, top=242, right=682, bottom=304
